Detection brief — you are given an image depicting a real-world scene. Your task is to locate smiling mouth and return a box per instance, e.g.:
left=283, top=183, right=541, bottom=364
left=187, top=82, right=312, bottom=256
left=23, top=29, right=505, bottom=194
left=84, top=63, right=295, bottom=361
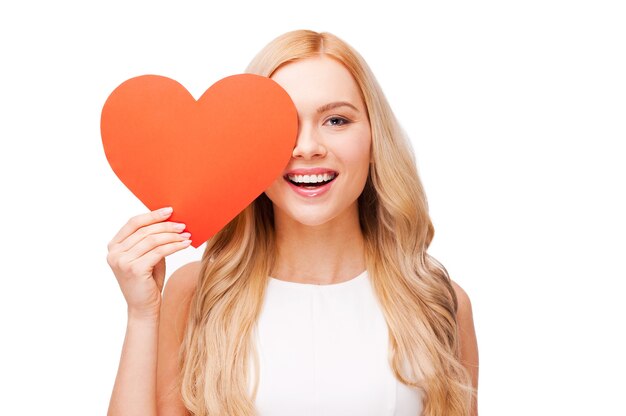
left=285, top=172, right=338, bottom=188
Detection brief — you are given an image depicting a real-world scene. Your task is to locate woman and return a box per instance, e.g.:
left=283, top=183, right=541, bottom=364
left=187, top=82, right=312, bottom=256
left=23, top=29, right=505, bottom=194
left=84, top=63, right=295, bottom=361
left=107, top=30, right=478, bottom=416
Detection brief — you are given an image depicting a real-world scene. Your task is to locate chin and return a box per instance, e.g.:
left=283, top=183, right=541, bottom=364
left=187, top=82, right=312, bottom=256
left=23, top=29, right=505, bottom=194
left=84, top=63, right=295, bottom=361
left=278, top=207, right=336, bottom=227
left=274, top=201, right=360, bottom=229
left=291, top=215, right=336, bottom=227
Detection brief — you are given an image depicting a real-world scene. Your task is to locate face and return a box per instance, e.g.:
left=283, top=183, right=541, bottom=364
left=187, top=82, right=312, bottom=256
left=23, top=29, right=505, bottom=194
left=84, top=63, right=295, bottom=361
left=264, top=55, right=371, bottom=228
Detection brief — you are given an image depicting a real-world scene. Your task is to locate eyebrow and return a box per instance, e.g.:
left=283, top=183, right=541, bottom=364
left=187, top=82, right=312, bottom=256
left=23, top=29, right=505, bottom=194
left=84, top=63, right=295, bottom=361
left=316, top=101, right=360, bottom=114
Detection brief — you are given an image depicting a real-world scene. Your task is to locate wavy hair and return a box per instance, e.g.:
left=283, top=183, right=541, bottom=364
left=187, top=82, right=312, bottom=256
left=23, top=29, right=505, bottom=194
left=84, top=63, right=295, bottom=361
left=179, top=30, right=473, bottom=415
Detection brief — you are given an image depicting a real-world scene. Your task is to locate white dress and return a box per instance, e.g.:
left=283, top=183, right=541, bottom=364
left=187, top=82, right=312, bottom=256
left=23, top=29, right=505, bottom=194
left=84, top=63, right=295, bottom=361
left=252, top=270, right=424, bottom=416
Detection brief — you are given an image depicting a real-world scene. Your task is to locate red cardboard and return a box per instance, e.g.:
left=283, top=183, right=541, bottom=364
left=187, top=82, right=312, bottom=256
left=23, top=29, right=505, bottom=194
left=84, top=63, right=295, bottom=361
left=101, top=74, right=298, bottom=247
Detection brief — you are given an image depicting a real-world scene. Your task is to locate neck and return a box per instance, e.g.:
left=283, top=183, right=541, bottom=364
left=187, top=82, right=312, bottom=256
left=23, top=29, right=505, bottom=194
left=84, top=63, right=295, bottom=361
left=270, top=205, right=366, bottom=285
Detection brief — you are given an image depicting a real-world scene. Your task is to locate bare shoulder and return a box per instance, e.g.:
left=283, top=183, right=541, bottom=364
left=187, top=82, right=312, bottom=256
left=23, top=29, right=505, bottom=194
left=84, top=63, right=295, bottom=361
left=451, top=279, right=479, bottom=413
left=451, top=280, right=473, bottom=316
left=161, top=261, right=202, bottom=340
left=156, top=261, right=202, bottom=414
left=163, top=261, right=202, bottom=301
left=449, top=279, right=476, bottom=346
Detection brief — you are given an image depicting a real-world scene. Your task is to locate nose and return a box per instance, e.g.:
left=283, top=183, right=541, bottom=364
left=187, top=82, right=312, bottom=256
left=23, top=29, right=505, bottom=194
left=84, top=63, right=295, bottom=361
left=292, top=123, right=327, bottom=159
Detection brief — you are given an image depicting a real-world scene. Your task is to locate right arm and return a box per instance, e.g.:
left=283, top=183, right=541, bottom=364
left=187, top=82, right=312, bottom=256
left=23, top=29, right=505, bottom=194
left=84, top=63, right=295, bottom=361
left=106, top=208, right=195, bottom=416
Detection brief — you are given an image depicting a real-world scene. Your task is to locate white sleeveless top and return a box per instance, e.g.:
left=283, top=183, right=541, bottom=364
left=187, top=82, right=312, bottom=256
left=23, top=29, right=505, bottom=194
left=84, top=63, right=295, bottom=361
left=251, top=270, right=424, bottom=416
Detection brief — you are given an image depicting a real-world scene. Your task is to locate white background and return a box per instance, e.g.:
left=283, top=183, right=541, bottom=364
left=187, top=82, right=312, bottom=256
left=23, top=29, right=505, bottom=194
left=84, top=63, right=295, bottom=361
left=1, top=1, right=624, bottom=414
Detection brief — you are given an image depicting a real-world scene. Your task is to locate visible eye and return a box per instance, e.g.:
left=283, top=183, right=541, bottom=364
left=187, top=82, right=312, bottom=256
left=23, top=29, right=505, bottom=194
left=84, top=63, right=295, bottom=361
left=324, top=116, right=350, bottom=127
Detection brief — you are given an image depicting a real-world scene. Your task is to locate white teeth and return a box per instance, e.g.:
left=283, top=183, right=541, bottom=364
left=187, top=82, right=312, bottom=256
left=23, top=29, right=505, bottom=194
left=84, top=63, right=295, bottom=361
left=288, top=172, right=336, bottom=184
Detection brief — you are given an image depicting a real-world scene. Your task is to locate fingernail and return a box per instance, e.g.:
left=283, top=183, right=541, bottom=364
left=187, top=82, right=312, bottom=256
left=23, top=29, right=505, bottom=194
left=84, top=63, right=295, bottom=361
left=182, top=239, right=192, bottom=246
left=174, top=223, right=186, bottom=231
left=180, top=232, right=191, bottom=239
left=158, top=207, right=173, bottom=216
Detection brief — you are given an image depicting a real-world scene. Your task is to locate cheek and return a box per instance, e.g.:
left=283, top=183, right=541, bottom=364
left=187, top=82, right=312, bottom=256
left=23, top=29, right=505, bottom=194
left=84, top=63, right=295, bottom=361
left=340, top=132, right=371, bottom=171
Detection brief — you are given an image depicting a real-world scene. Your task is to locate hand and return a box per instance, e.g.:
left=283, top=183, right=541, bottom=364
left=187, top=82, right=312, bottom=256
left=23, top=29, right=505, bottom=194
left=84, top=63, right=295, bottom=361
left=106, top=207, right=192, bottom=318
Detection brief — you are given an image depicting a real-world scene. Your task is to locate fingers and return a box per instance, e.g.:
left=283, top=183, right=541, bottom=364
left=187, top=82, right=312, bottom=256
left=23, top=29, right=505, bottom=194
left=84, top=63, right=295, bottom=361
left=107, top=231, right=191, bottom=277
left=108, top=207, right=174, bottom=249
left=115, top=220, right=187, bottom=254
left=130, top=239, right=193, bottom=274
left=124, top=231, right=191, bottom=263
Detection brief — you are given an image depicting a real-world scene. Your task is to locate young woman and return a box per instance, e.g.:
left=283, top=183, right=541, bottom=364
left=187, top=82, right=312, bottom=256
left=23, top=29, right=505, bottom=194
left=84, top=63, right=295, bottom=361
left=107, top=30, right=479, bottom=416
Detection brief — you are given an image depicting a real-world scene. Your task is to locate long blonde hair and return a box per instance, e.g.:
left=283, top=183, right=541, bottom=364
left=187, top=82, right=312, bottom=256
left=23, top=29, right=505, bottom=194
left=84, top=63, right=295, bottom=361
left=180, top=30, right=473, bottom=415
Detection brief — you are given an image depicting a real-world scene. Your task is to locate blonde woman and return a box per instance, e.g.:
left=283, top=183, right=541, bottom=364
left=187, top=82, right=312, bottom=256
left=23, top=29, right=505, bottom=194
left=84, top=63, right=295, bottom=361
left=107, top=30, right=479, bottom=416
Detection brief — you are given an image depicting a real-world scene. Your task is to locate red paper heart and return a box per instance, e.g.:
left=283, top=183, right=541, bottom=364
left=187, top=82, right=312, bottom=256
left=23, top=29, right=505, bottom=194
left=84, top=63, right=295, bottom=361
left=101, top=74, right=297, bottom=247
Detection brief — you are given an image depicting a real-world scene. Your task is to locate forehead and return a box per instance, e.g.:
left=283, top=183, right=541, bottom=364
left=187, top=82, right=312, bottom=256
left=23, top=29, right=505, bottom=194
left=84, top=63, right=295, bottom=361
left=270, top=56, right=364, bottom=112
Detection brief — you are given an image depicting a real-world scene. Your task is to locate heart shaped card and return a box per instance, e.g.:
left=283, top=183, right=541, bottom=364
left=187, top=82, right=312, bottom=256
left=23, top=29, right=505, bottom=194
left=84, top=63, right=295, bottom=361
left=101, top=74, right=298, bottom=247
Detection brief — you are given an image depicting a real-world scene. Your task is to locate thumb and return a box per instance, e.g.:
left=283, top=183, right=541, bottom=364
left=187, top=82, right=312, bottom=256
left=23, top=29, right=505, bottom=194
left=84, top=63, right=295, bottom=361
left=153, top=259, right=166, bottom=292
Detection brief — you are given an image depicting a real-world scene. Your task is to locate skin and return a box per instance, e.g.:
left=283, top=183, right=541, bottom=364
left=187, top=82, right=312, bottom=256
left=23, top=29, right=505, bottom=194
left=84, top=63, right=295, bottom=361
left=107, top=56, right=478, bottom=416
